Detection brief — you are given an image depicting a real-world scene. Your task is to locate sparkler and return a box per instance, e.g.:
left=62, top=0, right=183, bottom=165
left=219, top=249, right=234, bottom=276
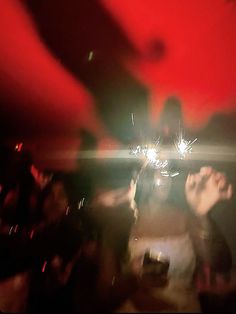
left=129, top=111, right=197, bottom=178
left=130, top=140, right=168, bottom=176
left=175, top=132, right=197, bottom=159
left=78, top=197, right=85, bottom=210
left=130, top=129, right=197, bottom=177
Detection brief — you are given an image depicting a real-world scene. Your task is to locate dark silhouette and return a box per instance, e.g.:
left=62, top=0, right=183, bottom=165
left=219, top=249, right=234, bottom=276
left=25, top=0, right=150, bottom=144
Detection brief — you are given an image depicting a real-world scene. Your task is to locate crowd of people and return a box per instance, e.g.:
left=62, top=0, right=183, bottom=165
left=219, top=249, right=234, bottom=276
left=0, top=144, right=235, bottom=313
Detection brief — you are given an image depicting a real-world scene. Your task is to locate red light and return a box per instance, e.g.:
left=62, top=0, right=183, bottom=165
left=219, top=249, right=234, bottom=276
left=15, top=142, right=23, bottom=152
left=42, top=261, right=47, bottom=273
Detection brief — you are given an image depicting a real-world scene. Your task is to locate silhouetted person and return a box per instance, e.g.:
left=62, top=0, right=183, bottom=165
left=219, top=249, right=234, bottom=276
left=158, top=96, right=184, bottom=140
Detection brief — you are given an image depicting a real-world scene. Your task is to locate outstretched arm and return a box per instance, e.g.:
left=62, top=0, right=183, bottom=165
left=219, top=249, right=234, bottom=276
left=185, top=167, right=232, bottom=273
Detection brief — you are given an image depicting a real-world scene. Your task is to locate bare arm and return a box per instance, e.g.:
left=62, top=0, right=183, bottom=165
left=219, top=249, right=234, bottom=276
left=188, top=212, right=232, bottom=273
left=185, top=167, right=232, bottom=273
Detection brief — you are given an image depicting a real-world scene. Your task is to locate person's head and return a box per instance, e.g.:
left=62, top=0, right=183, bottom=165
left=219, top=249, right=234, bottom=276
left=159, top=96, right=183, bottom=137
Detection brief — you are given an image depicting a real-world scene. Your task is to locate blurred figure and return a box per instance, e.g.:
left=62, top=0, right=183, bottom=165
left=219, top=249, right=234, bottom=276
left=33, top=176, right=69, bottom=231
left=69, top=161, right=139, bottom=312
left=0, top=149, right=83, bottom=312
left=117, top=166, right=232, bottom=312
left=28, top=175, right=84, bottom=312
left=83, top=163, right=232, bottom=312
left=0, top=146, right=34, bottom=229
left=157, top=96, right=184, bottom=140
left=0, top=145, right=49, bottom=313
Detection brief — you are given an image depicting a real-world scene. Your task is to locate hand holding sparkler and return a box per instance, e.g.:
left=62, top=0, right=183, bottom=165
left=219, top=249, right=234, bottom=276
left=185, top=167, right=233, bottom=216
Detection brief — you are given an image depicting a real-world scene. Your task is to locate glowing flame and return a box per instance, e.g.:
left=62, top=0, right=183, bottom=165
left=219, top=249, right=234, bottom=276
left=130, top=129, right=197, bottom=176
left=175, top=133, right=197, bottom=158
left=146, top=148, right=157, bottom=163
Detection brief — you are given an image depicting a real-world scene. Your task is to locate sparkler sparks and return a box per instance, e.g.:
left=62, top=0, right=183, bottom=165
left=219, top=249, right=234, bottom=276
left=131, top=113, right=135, bottom=126
left=146, top=147, right=157, bottom=163
left=130, top=130, right=197, bottom=177
left=78, top=197, right=85, bottom=210
left=175, top=133, right=197, bottom=159
left=130, top=141, right=168, bottom=170
left=88, top=51, right=94, bottom=61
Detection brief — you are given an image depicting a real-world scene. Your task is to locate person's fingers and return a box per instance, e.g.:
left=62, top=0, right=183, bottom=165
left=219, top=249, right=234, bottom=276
left=198, top=168, right=217, bottom=186
left=186, top=173, right=206, bottom=192
left=185, top=174, right=190, bottom=187
left=227, top=184, right=233, bottom=199
left=190, top=173, right=206, bottom=192
left=200, top=166, right=214, bottom=176
left=186, top=174, right=196, bottom=189
left=207, top=172, right=227, bottom=191
left=220, top=184, right=233, bottom=200
left=215, top=172, right=226, bottom=182
left=205, top=172, right=218, bottom=187
left=194, top=173, right=204, bottom=185
left=189, top=168, right=212, bottom=185
left=210, top=172, right=231, bottom=194
left=218, top=177, right=227, bottom=190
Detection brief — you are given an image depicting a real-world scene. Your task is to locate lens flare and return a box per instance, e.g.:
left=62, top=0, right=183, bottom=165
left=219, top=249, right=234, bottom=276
left=175, top=132, right=197, bottom=159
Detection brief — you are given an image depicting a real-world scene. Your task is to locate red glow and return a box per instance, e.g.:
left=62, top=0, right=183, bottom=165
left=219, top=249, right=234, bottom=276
left=15, top=142, right=23, bottom=152
left=0, top=0, right=108, bottom=138
left=1, top=0, right=236, bottom=169
left=41, top=261, right=47, bottom=273
left=102, top=0, right=236, bottom=128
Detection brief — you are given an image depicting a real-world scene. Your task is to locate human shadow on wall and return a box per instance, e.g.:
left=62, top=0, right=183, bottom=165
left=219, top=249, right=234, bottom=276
left=25, top=0, right=165, bottom=144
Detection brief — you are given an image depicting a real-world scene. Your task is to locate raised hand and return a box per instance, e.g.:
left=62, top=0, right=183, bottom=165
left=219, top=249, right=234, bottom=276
left=185, top=167, right=233, bottom=216
left=92, top=179, right=137, bottom=209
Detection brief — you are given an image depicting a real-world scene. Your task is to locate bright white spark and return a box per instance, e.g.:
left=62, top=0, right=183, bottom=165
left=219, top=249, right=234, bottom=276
left=131, top=113, right=135, bottom=126
left=170, top=172, right=179, bottom=177
left=155, top=178, right=162, bottom=186
left=175, top=133, right=197, bottom=158
left=146, top=148, right=157, bottom=163
left=88, top=51, right=94, bottom=61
